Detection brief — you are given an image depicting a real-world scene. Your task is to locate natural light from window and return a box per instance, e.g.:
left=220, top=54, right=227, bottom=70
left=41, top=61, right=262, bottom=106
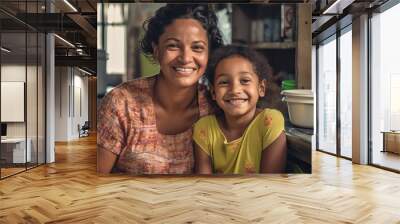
left=371, top=2, right=400, bottom=170
left=317, top=36, right=337, bottom=154
left=105, top=4, right=126, bottom=76
left=339, top=28, right=352, bottom=158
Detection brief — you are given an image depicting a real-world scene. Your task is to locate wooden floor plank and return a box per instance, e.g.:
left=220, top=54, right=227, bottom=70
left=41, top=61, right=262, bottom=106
left=0, top=134, right=399, bottom=223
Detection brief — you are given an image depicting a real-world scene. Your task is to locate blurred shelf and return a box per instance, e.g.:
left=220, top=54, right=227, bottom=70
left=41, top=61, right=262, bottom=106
left=249, top=42, right=296, bottom=49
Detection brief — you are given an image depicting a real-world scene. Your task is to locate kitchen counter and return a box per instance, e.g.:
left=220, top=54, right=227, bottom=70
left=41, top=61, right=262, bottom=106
left=285, top=123, right=312, bottom=172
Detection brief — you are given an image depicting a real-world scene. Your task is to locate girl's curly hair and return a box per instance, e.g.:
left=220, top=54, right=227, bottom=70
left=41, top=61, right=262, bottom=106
left=205, top=45, right=269, bottom=85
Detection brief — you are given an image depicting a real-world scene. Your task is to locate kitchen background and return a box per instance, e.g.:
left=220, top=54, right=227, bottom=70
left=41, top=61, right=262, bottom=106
left=96, top=3, right=313, bottom=173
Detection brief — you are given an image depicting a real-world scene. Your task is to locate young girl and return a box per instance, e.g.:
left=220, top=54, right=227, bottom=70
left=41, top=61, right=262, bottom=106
left=193, top=46, right=287, bottom=174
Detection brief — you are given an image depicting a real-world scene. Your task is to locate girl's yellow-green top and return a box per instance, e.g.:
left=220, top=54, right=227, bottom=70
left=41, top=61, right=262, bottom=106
left=193, top=108, right=284, bottom=174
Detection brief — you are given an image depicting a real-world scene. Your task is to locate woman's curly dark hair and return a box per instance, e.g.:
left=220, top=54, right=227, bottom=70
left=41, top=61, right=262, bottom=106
left=205, top=45, right=269, bottom=85
left=140, top=4, right=224, bottom=61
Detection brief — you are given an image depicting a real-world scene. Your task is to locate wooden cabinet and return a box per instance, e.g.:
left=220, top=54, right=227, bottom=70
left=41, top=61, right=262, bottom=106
left=382, top=131, right=400, bottom=154
left=223, top=3, right=311, bottom=112
left=296, top=4, right=312, bottom=90
left=228, top=3, right=311, bottom=89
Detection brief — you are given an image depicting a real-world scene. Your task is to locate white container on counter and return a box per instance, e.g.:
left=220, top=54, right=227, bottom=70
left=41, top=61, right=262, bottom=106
left=281, top=89, right=314, bottom=128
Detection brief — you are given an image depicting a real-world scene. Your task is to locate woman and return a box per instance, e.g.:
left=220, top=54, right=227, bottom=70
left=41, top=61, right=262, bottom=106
left=97, top=4, right=223, bottom=174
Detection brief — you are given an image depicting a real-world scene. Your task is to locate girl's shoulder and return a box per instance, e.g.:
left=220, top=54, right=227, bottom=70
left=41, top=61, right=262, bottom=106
left=195, top=114, right=216, bottom=127
left=259, top=108, right=284, bottom=119
left=256, top=108, right=285, bottom=128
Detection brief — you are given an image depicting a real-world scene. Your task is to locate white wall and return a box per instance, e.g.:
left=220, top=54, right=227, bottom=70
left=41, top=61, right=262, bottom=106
left=1, top=63, right=46, bottom=164
left=1, top=65, right=31, bottom=137
left=55, top=67, right=69, bottom=141
left=55, top=67, right=89, bottom=141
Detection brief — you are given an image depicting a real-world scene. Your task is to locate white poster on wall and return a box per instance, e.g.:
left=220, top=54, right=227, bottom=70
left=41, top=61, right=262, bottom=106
left=1, top=81, right=25, bottom=122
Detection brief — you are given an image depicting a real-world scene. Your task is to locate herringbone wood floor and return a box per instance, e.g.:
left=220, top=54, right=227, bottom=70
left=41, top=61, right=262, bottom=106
left=1, top=134, right=399, bottom=223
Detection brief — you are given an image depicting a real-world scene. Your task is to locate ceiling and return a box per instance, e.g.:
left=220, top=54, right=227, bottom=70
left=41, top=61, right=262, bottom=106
left=1, top=0, right=391, bottom=75
left=311, top=0, right=389, bottom=40
left=0, top=0, right=97, bottom=74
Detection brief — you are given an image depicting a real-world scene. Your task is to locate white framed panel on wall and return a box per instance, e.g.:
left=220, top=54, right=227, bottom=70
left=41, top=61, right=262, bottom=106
left=1, top=81, right=25, bottom=122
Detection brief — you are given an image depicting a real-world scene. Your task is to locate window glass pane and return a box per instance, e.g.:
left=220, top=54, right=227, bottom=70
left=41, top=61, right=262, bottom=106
left=38, top=32, right=45, bottom=165
left=339, top=29, right=352, bottom=158
left=106, top=4, right=124, bottom=23
left=104, top=4, right=127, bottom=76
left=371, top=3, right=400, bottom=171
left=27, top=31, right=38, bottom=169
left=317, top=36, right=337, bottom=154
left=97, top=4, right=103, bottom=50
left=106, top=25, right=126, bottom=75
left=1, top=9, right=28, bottom=177
left=0, top=1, right=46, bottom=179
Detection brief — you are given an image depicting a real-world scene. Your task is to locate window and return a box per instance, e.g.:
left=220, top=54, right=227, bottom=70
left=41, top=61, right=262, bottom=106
left=370, top=2, right=400, bottom=171
left=99, top=4, right=128, bottom=76
left=317, top=35, right=337, bottom=155
left=0, top=1, right=46, bottom=179
left=339, top=27, right=352, bottom=158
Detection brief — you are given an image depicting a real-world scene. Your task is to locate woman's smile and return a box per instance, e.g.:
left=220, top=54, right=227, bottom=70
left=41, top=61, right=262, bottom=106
left=173, top=66, right=198, bottom=75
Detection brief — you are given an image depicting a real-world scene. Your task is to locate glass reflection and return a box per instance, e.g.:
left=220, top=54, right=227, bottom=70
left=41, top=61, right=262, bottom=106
left=371, top=4, right=400, bottom=171
left=317, top=36, right=337, bottom=155
left=1, top=29, right=27, bottom=177
left=339, top=29, right=352, bottom=159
